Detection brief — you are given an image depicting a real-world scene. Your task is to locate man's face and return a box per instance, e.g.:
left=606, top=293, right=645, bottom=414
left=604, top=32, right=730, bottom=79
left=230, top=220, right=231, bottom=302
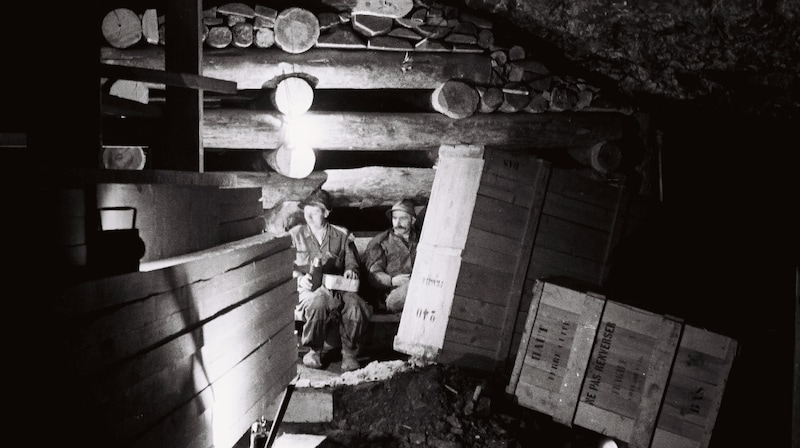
left=304, top=205, right=328, bottom=229
left=391, top=211, right=414, bottom=237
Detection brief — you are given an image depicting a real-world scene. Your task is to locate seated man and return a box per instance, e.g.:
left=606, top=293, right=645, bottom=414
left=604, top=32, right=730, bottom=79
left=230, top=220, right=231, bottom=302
left=289, top=189, right=372, bottom=372
left=364, top=199, right=420, bottom=313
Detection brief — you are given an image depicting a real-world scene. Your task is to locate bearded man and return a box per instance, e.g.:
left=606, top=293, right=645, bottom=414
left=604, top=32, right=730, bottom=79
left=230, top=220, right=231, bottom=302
left=364, top=199, right=420, bottom=313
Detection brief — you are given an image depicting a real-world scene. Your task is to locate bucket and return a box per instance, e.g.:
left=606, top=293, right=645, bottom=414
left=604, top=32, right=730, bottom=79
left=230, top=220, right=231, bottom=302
left=263, top=144, right=316, bottom=179
left=88, top=206, right=146, bottom=276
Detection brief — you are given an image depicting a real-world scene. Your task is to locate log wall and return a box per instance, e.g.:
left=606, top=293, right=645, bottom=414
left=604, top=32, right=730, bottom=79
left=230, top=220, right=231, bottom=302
left=52, top=233, right=297, bottom=448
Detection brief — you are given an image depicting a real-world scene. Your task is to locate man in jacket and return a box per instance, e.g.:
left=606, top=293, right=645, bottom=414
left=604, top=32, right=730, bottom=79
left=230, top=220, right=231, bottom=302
left=289, top=189, right=372, bottom=371
left=364, top=199, right=420, bottom=313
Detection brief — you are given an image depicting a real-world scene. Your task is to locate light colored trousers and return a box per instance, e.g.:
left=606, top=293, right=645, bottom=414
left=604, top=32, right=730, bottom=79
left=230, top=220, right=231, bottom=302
left=296, top=287, right=372, bottom=355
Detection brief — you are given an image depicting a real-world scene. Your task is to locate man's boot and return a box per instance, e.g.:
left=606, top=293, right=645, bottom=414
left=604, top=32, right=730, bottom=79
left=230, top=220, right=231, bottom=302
left=303, top=348, right=323, bottom=369
left=341, top=347, right=360, bottom=372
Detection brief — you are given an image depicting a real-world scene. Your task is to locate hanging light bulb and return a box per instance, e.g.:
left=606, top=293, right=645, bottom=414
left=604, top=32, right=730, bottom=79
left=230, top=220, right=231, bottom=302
left=270, top=76, right=313, bottom=116
left=263, top=115, right=316, bottom=178
left=598, top=437, right=618, bottom=448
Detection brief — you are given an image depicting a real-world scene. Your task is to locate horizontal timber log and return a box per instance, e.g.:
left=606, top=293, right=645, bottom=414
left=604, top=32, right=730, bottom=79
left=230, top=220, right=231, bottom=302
left=100, top=46, right=491, bottom=89
left=322, top=166, right=435, bottom=207
left=203, top=110, right=632, bottom=150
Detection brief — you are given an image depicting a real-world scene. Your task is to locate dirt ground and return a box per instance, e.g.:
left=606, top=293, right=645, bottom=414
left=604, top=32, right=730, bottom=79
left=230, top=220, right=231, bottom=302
left=249, top=357, right=615, bottom=448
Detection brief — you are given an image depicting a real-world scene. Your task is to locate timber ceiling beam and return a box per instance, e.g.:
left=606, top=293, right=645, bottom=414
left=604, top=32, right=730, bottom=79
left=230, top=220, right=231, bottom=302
left=100, top=63, right=237, bottom=94
left=202, top=110, right=633, bottom=150
left=100, top=46, right=492, bottom=89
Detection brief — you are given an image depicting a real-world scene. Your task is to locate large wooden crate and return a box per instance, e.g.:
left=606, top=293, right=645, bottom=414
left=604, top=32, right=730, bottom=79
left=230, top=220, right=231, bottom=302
left=573, top=300, right=683, bottom=447
left=506, top=280, right=605, bottom=425
left=508, top=280, right=737, bottom=448
left=651, top=325, right=737, bottom=448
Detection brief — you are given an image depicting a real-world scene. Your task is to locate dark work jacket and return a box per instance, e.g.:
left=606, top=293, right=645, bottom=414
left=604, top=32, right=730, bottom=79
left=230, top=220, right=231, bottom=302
left=288, top=223, right=360, bottom=276
left=364, top=228, right=419, bottom=290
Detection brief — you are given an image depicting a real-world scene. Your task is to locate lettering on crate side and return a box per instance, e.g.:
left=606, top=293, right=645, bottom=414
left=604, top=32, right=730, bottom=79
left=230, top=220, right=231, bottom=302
left=612, top=359, right=627, bottom=396
left=627, top=355, right=645, bottom=400
left=689, top=386, right=705, bottom=415
left=583, top=322, right=617, bottom=404
left=547, top=321, right=572, bottom=381
left=503, top=159, right=520, bottom=170
left=422, top=277, right=444, bottom=288
left=529, top=325, right=548, bottom=361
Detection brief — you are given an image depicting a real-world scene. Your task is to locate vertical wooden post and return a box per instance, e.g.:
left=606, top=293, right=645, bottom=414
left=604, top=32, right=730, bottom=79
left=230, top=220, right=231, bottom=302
left=160, top=0, right=203, bottom=171
left=601, top=182, right=630, bottom=285
left=26, top=3, right=99, bottom=169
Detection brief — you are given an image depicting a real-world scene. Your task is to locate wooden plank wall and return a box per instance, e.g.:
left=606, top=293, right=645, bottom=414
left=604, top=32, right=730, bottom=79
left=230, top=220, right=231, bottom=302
left=53, top=233, right=297, bottom=448
left=46, top=179, right=265, bottom=268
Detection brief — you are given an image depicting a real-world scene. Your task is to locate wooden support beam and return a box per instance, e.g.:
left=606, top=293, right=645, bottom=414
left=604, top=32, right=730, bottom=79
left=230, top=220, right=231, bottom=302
left=100, top=63, right=237, bottom=94
left=202, top=110, right=633, bottom=150
left=162, top=0, right=203, bottom=171
left=101, top=94, right=163, bottom=118
left=100, top=46, right=492, bottom=89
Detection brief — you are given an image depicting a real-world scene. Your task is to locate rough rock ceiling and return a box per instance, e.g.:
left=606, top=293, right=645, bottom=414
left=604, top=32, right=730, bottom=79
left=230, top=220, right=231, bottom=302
left=460, top=0, right=799, bottom=119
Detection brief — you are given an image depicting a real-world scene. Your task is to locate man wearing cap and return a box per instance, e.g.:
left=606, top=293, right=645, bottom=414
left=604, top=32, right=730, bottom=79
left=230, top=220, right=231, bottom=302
left=289, top=189, right=372, bottom=372
left=364, top=199, right=420, bottom=313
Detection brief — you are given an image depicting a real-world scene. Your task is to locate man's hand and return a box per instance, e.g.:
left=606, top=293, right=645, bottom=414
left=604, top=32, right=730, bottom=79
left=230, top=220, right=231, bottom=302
left=344, top=269, right=359, bottom=280
left=391, top=273, right=411, bottom=287
left=297, top=273, right=313, bottom=291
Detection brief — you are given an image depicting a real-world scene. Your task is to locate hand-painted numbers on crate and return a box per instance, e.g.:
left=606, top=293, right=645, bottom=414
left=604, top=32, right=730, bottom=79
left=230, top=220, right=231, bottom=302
left=394, top=243, right=464, bottom=360
left=414, top=307, right=437, bottom=323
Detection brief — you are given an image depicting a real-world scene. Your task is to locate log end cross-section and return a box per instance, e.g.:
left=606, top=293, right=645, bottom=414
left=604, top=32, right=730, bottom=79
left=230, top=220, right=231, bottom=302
left=274, top=8, right=321, bottom=54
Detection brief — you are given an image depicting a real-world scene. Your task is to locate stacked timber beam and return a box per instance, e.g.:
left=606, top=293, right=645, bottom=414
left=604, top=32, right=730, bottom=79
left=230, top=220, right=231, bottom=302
left=98, top=0, right=638, bottom=193
left=100, top=1, right=634, bottom=116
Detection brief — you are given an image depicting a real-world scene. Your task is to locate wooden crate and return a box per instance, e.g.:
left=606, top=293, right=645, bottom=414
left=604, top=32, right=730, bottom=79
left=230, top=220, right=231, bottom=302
left=393, top=243, right=463, bottom=360
left=573, top=301, right=683, bottom=447
left=507, top=279, right=606, bottom=425
left=651, top=325, right=737, bottom=448
left=507, top=280, right=737, bottom=448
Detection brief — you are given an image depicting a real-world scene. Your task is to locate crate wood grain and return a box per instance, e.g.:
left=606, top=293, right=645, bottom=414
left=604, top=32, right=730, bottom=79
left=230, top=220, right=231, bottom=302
left=542, top=191, right=616, bottom=232
left=393, top=243, right=463, bottom=360
left=528, top=245, right=605, bottom=286
left=507, top=280, right=606, bottom=424
left=573, top=301, right=683, bottom=446
left=394, top=145, right=484, bottom=360
left=651, top=325, right=737, bottom=448
left=417, top=145, right=484, bottom=250
left=535, top=214, right=609, bottom=262
left=449, top=295, right=507, bottom=329
left=441, top=152, right=551, bottom=371
left=546, top=168, right=621, bottom=210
